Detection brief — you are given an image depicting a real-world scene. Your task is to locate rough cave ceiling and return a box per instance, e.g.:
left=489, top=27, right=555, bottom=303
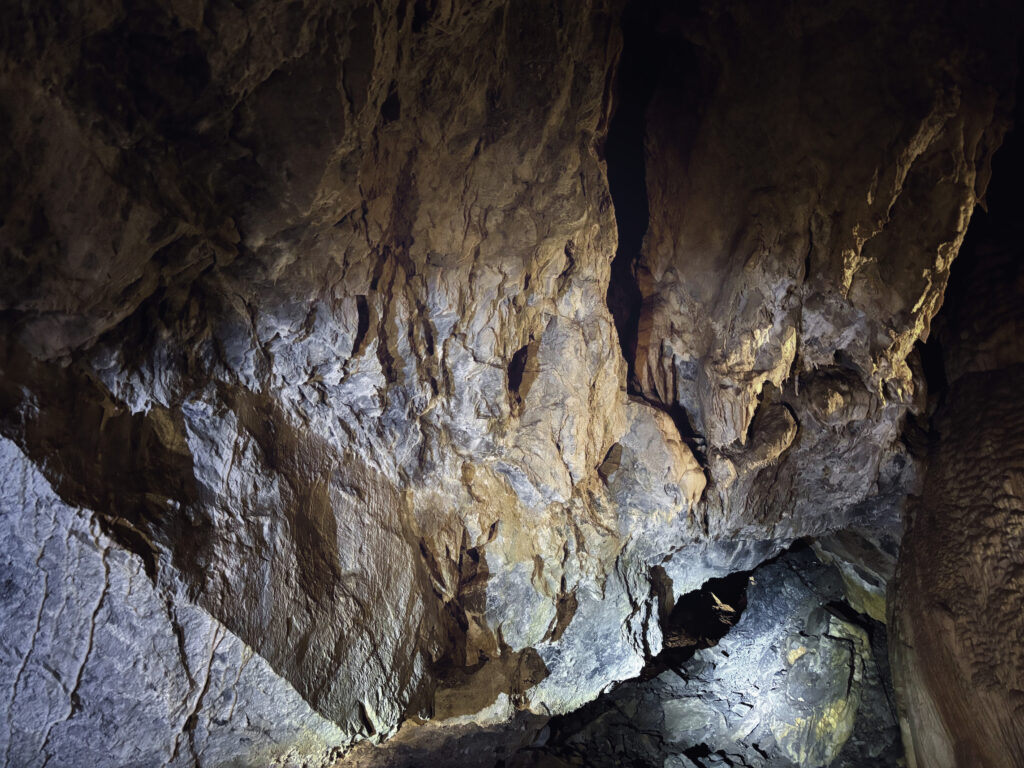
left=0, top=0, right=1022, bottom=766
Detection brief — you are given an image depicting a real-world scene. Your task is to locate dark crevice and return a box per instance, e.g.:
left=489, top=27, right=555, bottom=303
left=506, top=339, right=540, bottom=416
left=667, top=401, right=708, bottom=464
left=605, top=1, right=711, bottom=468
left=352, top=295, right=370, bottom=356
left=641, top=569, right=750, bottom=678
left=916, top=337, right=946, bottom=401
left=358, top=701, right=378, bottom=737
left=597, top=441, right=623, bottom=481
left=683, top=744, right=713, bottom=760
left=547, top=591, right=578, bottom=643
left=412, top=0, right=438, bottom=34
left=507, top=344, right=529, bottom=399
left=380, top=86, right=401, bottom=124
left=645, top=539, right=818, bottom=679
left=604, top=0, right=661, bottom=391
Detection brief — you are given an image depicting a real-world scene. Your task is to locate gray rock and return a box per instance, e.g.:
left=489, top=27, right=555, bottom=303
left=515, top=549, right=902, bottom=768
left=0, top=0, right=1019, bottom=762
left=0, top=437, right=348, bottom=767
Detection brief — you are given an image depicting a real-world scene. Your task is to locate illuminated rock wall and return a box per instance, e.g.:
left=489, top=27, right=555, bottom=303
left=0, top=0, right=1020, bottom=765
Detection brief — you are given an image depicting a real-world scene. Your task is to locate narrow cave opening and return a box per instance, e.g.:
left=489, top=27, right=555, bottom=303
left=507, top=343, right=529, bottom=401
left=604, top=1, right=711, bottom=460
left=604, top=0, right=662, bottom=392
left=644, top=568, right=751, bottom=678
left=522, top=542, right=904, bottom=767
left=613, top=561, right=755, bottom=686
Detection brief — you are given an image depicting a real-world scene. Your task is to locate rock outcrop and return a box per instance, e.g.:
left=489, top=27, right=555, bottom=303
left=521, top=548, right=902, bottom=768
left=335, top=547, right=903, bottom=768
left=0, top=437, right=347, bottom=767
left=890, top=115, right=1024, bottom=768
left=0, top=0, right=1021, bottom=765
left=628, top=0, right=1018, bottom=550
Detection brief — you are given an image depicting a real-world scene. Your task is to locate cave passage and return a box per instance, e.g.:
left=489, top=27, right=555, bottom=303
left=510, top=544, right=902, bottom=768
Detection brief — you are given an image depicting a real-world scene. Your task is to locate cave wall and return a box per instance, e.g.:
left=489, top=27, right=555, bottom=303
left=0, top=0, right=1021, bottom=765
left=633, top=0, right=1017, bottom=549
left=0, top=436, right=348, bottom=767
left=890, top=120, right=1024, bottom=768
left=2, top=0, right=637, bottom=749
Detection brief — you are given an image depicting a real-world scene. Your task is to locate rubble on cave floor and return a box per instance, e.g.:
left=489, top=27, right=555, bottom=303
left=519, top=546, right=902, bottom=768
left=338, top=546, right=902, bottom=768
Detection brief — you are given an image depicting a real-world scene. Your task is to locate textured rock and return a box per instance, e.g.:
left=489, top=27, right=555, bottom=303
left=1, top=0, right=639, bottom=752
left=628, top=0, right=1019, bottom=550
left=892, top=364, right=1024, bottom=768
left=0, top=0, right=1020, bottom=763
left=469, top=549, right=904, bottom=768
left=890, top=124, right=1024, bottom=767
left=0, top=437, right=347, bottom=766
left=812, top=528, right=898, bottom=624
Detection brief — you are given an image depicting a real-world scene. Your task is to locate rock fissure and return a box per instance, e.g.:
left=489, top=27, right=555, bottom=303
left=604, top=0, right=659, bottom=391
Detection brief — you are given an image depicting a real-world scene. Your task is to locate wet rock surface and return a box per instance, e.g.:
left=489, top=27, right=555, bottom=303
left=0, top=0, right=1021, bottom=765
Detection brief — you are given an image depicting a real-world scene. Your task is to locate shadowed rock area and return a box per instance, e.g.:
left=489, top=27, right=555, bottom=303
left=0, top=0, right=1022, bottom=766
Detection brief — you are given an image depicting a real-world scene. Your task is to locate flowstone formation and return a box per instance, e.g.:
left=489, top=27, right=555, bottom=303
left=0, top=0, right=1021, bottom=766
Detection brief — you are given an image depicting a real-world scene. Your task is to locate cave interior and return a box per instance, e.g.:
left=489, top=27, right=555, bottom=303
left=1, top=1, right=1023, bottom=767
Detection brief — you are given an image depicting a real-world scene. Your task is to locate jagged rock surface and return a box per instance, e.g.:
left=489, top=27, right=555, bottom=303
left=1, top=0, right=637, bottom=755
left=334, top=549, right=903, bottom=768
left=505, top=549, right=902, bottom=768
left=628, top=0, right=1018, bottom=551
left=890, top=124, right=1024, bottom=768
left=0, top=437, right=347, bottom=767
left=0, top=0, right=1020, bottom=765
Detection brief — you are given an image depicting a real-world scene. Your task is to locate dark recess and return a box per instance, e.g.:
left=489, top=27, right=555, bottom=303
left=643, top=568, right=750, bottom=677
left=604, top=0, right=661, bottom=391
left=412, top=0, right=438, bottom=33
left=381, top=87, right=401, bottom=123
left=604, top=1, right=710, bottom=459
left=353, top=295, right=371, bottom=355
left=507, top=343, right=529, bottom=401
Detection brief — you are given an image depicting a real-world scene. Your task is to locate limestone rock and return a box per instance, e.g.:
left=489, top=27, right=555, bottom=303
left=494, top=548, right=903, bottom=768
left=890, top=161, right=1024, bottom=768
left=812, top=528, right=898, bottom=624
left=627, top=0, right=1017, bottom=550
left=0, top=437, right=347, bottom=767
left=0, top=0, right=1020, bottom=763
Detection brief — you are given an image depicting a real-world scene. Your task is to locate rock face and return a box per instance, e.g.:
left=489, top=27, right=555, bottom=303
left=0, top=437, right=347, bottom=767
left=330, top=548, right=903, bottom=768
left=513, top=549, right=903, bottom=768
left=0, top=0, right=1021, bottom=765
left=627, top=0, right=1018, bottom=549
left=890, top=116, right=1024, bottom=768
